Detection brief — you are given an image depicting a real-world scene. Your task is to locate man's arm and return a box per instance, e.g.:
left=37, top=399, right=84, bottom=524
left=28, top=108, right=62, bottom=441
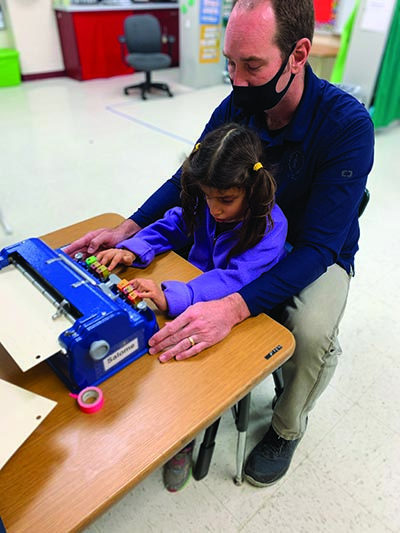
left=129, top=172, right=182, bottom=228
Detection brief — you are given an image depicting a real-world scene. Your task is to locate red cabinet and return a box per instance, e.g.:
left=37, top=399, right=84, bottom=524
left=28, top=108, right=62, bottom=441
left=55, top=7, right=179, bottom=81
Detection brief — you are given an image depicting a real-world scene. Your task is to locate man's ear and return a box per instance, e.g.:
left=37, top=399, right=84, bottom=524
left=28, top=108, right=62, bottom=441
left=291, top=38, right=311, bottom=73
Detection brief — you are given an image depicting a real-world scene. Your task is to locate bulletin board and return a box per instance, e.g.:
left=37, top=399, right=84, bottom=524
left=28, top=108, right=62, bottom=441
left=199, top=0, right=222, bottom=63
left=314, top=0, right=339, bottom=32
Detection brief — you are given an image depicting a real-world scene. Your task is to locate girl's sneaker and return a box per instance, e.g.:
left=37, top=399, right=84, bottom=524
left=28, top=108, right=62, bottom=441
left=163, top=441, right=195, bottom=492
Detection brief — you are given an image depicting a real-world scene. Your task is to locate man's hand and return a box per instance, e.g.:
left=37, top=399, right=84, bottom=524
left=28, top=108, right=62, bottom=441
left=97, top=248, right=136, bottom=271
left=131, top=278, right=167, bottom=312
left=149, top=293, right=250, bottom=362
left=64, top=219, right=141, bottom=258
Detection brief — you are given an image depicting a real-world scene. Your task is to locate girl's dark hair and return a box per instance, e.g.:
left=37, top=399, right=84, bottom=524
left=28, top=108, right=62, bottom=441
left=181, top=123, right=276, bottom=259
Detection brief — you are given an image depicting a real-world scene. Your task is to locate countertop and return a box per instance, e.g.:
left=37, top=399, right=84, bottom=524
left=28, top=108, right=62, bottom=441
left=53, top=2, right=178, bottom=12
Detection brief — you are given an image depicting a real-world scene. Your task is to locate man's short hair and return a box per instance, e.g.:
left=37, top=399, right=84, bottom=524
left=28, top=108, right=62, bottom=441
left=234, top=0, right=315, bottom=59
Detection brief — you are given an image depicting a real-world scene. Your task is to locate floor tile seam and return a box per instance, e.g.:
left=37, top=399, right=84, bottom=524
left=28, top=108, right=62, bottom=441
left=328, top=379, right=367, bottom=406
left=207, top=476, right=283, bottom=533
left=308, top=395, right=400, bottom=462
left=105, top=104, right=195, bottom=146
left=334, top=361, right=400, bottom=414
left=306, top=403, right=400, bottom=517
left=195, top=478, right=243, bottom=531
left=306, top=453, right=397, bottom=532
left=368, top=362, right=400, bottom=387
left=338, top=346, right=395, bottom=368
left=350, top=286, right=400, bottom=314
left=352, top=396, right=400, bottom=438
left=302, top=405, right=356, bottom=459
left=205, top=455, right=308, bottom=528
left=365, top=504, right=399, bottom=533
left=235, top=455, right=309, bottom=530
left=332, top=352, right=395, bottom=395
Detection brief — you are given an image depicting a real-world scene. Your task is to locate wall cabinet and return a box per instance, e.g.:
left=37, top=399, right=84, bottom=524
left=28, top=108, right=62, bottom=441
left=55, top=7, right=179, bottom=81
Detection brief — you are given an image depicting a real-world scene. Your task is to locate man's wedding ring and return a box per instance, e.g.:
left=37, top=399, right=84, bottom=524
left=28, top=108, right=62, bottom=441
left=188, top=336, right=196, bottom=347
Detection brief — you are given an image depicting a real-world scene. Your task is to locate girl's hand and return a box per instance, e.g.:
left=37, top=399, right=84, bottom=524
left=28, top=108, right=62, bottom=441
left=97, top=248, right=136, bottom=271
left=131, top=278, right=168, bottom=312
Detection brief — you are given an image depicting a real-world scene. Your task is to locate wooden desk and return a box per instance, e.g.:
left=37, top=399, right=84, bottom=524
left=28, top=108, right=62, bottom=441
left=0, top=213, right=295, bottom=532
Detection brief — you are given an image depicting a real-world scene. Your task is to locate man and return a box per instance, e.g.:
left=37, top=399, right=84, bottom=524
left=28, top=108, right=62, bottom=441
left=66, top=0, right=374, bottom=488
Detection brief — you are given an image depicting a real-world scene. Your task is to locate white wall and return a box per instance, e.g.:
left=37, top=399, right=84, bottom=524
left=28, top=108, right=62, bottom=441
left=342, top=0, right=396, bottom=106
left=0, top=0, right=13, bottom=48
left=4, top=0, right=63, bottom=75
left=335, top=0, right=357, bottom=33
left=0, top=29, right=12, bottom=48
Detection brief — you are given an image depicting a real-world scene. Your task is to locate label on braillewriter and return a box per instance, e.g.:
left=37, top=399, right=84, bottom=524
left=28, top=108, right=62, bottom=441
left=103, top=338, right=139, bottom=371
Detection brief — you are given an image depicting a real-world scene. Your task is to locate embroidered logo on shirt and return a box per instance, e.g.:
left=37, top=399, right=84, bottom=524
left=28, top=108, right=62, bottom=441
left=341, top=170, right=353, bottom=177
left=288, top=151, right=305, bottom=180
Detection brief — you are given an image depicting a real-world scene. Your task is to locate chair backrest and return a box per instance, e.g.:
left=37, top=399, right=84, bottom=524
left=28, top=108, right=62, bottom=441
left=124, top=15, right=162, bottom=55
left=358, top=188, right=370, bottom=218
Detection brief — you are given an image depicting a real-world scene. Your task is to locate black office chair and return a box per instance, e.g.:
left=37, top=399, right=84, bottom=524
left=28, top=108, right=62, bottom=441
left=193, top=188, right=371, bottom=485
left=119, top=14, right=173, bottom=100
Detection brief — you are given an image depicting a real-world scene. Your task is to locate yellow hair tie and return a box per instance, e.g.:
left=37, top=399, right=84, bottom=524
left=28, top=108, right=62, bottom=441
left=253, top=162, right=263, bottom=171
left=194, top=143, right=201, bottom=151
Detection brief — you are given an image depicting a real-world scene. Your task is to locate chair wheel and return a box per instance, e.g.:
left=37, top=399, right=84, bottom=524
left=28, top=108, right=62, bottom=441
left=124, top=89, right=129, bottom=95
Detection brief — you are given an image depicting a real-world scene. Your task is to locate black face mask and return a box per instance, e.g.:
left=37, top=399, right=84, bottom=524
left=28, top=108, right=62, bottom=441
left=232, top=47, right=296, bottom=116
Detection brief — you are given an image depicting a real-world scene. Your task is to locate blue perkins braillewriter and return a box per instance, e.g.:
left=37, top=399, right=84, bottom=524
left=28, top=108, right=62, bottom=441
left=0, top=238, right=159, bottom=393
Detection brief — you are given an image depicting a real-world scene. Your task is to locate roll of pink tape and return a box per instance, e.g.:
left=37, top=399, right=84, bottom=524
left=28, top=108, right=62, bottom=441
left=70, top=386, right=104, bottom=414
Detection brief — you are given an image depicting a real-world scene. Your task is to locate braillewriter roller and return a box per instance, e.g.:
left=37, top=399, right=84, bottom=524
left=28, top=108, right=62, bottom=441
left=0, top=238, right=159, bottom=393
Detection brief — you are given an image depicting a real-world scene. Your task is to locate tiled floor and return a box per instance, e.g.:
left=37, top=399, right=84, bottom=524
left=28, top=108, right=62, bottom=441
left=1, top=68, right=399, bottom=532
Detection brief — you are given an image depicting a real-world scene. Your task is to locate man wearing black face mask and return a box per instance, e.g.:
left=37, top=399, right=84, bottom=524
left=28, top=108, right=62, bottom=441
left=66, top=0, right=374, bottom=490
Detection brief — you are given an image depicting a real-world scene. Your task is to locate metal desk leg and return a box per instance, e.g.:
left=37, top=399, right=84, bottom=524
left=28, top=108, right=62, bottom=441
left=233, top=393, right=251, bottom=485
left=272, top=368, right=284, bottom=399
left=193, top=417, right=221, bottom=480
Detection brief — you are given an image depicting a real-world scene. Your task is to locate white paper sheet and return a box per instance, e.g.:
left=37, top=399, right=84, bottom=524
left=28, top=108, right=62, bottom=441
left=0, top=264, right=71, bottom=371
left=0, top=379, right=57, bottom=469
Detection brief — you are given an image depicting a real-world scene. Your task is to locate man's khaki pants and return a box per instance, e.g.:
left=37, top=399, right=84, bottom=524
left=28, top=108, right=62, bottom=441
left=272, top=264, right=351, bottom=440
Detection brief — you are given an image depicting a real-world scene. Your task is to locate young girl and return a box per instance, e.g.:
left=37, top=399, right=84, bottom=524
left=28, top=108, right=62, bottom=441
left=97, top=123, right=288, bottom=317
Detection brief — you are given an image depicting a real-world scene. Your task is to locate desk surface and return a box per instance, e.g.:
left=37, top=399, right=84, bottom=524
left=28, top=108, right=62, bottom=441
left=0, top=214, right=295, bottom=532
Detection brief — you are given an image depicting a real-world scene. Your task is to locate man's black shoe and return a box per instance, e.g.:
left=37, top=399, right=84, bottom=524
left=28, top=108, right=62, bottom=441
left=244, top=425, right=301, bottom=487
